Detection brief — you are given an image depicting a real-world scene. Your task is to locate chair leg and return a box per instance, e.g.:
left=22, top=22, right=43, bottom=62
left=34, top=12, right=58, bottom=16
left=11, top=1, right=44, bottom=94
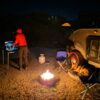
left=57, top=61, right=68, bottom=73
left=81, top=83, right=97, bottom=100
left=82, top=91, right=87, bottom=100
left=81, top=84, right=89, bottom=100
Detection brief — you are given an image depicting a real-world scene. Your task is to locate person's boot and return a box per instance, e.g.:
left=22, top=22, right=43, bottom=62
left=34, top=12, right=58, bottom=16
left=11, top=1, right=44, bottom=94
left=25, top=67, right=27, bottom=70
left=24, top=64, right=28, bottom=70
left=19, top=67, right=22, bottom=71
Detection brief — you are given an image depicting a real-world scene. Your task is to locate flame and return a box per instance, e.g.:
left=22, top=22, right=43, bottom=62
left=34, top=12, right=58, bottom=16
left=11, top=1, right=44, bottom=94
left=40, top=70, right=54, bottom=80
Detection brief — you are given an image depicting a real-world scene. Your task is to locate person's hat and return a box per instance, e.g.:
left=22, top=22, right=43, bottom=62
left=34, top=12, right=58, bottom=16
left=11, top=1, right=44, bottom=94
left=16, top=28, right=22, bottom=34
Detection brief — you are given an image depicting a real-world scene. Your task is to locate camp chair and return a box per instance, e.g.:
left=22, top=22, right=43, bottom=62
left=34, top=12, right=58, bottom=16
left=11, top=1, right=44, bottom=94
left=56, top=51, right=70, bottom=72
left=80, top=68, right=100, bottom=100
left=56, top=51, right=67, bottom=62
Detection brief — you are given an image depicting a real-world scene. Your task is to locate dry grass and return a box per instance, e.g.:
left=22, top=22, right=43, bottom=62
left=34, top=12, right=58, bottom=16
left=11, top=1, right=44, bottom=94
left=0, top=48, right=100, bottom=100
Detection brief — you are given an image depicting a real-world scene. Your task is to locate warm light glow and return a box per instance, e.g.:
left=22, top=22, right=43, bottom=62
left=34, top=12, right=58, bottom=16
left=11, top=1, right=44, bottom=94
left=71, top=57, right=77, bottom=64
left=62, top=22, right=71, bottom=27
left=40, top=70, right=54, bottom=80
left=94, top=30, right=98, bottom=33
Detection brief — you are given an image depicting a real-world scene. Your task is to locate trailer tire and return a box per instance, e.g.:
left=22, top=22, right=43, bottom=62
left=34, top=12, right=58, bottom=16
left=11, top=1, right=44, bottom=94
left=69, top=50, right=85, bottom=68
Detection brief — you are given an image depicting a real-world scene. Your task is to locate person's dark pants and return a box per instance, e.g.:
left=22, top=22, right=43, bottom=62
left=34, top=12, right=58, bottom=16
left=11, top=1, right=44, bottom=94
left=19, top=46, right=28, bottom=69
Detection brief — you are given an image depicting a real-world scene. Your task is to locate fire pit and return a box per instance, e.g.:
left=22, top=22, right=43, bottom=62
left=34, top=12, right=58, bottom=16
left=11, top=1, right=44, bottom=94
left=38, top=70, right=59, bottom=87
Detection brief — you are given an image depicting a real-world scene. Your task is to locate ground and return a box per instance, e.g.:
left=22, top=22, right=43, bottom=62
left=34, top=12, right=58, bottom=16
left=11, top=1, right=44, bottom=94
left=0, top=47, right=100, bottom=100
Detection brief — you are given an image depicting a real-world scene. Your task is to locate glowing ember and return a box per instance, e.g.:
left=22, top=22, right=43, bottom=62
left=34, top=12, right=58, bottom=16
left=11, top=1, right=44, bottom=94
left=40, top=70, right=54, bottom=80
left=38, top=70, right=59, bottom=87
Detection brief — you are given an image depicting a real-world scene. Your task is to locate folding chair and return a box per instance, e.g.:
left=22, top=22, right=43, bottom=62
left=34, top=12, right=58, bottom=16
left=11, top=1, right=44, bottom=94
left=80, top=68, right=100, bottom=100
left=56, top=51, right=67, bottom=62
left=56, top=51, right=70, bottom=72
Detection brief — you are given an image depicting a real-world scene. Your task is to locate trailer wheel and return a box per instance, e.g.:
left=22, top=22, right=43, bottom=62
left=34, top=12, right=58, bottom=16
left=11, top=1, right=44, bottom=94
left=68, top=50, right=85, bottom=69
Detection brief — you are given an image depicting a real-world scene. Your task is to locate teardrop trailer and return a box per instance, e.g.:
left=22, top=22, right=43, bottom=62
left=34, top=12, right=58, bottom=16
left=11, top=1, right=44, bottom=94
left=69, top=28, right=100, bottom=69
left=56, top=28, right=100, bottom=100
left=67, top=28, right=100, bottom=100
left=57, top=28, right=100, bottom=78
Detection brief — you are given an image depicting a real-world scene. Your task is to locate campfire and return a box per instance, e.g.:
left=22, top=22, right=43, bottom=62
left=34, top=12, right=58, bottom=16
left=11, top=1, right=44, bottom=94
left=40, top=70, right=54, bottom=80
left=38, top=70, right=59, bottom=87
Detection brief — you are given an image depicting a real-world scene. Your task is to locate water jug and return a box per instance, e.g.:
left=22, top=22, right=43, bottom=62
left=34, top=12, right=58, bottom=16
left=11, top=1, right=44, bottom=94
left=39, top=54, right=45, bottom=64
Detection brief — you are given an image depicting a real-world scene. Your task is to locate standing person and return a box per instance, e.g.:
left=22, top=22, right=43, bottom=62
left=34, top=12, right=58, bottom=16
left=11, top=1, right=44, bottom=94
left=13, top=28, right=28, bottom=70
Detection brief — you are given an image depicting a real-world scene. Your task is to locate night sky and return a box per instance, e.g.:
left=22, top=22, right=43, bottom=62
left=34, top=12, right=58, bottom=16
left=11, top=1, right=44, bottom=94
left=1, top=0, right=100, bottom=20
left=0, top=0, right=100, bottom=47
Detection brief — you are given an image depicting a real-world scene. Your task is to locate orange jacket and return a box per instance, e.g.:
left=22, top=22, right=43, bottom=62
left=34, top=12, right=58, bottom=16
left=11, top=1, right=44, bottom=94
left=13, top=33, right=27, bottom=46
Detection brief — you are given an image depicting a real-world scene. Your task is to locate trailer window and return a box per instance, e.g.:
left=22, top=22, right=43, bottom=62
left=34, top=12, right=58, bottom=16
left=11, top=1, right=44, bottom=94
left=87, top=36, right=100, bottom=63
